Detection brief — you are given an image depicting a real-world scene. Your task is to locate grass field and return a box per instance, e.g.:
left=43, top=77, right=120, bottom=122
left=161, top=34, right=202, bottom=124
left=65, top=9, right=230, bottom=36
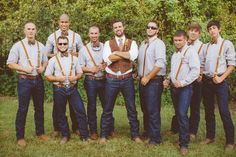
left=0, top=96, right=235, bottom=157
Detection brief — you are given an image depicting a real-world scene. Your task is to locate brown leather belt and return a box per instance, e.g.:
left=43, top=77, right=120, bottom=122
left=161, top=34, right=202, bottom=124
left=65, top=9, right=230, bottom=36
left=53, top=83, right=76, bottom=88
left=85, top=75, right=105, bottom=80
left=151, top=76, right=164, bottom=81
left=18, top=74, right=40, bottom=80
left=106, top=73, right=132, bottom=80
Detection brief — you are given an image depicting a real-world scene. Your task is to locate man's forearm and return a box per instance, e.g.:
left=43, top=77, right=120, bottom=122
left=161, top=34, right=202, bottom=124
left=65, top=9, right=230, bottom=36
left=7, top=63, right=25, bottom=72
left=146, top=66, right=161, bottom=79
left=114, top=51, right=130, bottom=60
left=108, top=54, right=123, bottom=62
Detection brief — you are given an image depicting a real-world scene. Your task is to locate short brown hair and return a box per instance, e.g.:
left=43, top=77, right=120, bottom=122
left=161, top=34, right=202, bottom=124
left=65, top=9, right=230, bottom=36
left=188, top=21, right=201, bottom=32
left=56, top=36, right=69, bottom=44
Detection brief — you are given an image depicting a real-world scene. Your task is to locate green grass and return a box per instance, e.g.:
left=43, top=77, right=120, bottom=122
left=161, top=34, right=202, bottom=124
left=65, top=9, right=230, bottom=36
left=0, top=96, right=235, bottom=157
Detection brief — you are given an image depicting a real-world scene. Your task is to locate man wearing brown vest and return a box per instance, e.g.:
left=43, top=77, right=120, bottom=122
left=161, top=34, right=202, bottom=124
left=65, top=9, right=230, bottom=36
left=100, top=20, right=142, bottom=143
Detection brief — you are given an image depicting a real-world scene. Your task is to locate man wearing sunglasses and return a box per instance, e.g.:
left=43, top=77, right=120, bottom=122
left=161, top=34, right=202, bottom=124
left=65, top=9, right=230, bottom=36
left=7, top=22, right=49, bottom=146
left=138, top=21, right=166, bottom=146
left=46, top=14, right=83, bottom=137
left=100, top=20, right=142, bottom=143
left=45, top=36, right=89, bottom=144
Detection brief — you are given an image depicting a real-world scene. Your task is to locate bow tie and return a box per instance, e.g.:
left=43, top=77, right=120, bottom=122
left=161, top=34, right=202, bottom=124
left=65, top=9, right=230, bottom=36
left=61, top=31, right=68, bottom=37
left=187, top=40, right=194, bottom=46
left=210, top=40, right=217, bottom=44
left=61, top=53, right=68, bottom=57
left=28, top=40, right=35, bottom=45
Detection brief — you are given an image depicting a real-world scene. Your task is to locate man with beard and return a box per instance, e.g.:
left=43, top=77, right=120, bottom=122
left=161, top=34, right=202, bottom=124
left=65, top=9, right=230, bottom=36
left=163, top=30, right=200, bottom=155
left=138, top=21, right=166, bottom=146
left=7, top=22, right=49, bottom=146
left=45, top=36, right=89, bottom=144
left=46, top=14, right=83, bottom=136
left=79, top=26, right=115, bottom=140
left=100, top=20, right=142, bottom=143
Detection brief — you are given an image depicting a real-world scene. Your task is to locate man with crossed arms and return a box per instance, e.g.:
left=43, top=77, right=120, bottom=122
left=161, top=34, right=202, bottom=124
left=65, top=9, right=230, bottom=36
left=100, top=20, right=142, bottom=143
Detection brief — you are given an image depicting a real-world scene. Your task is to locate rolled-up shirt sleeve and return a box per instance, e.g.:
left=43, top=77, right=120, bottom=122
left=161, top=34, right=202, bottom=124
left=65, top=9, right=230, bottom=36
left=75, top=59, right=83, bottom=74
left=102, top=41, right=112, bottom=66
left=78, top=47, right=86, bottom=66
left=225, top=40, right=236, bottom=66
left=7, top=43, right=19, bottom=65
left=44, top=59, right=54, bottom=76
left=154, top=41, right=166, bottom=69
left=129, top=41, right=138, bottom=61
left=45, top=36, right=54, bottom=55
left=180, top=50, right=200, bottom=87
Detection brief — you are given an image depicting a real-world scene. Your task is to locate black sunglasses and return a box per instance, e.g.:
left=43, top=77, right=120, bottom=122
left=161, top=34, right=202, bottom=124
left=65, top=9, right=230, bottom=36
left=58, top=43, right=68, bottom=46
left=146, top=26, right=157, bottom=30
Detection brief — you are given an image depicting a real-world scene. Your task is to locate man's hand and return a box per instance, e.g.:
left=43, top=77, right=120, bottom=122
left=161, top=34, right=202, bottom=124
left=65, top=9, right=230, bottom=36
left=37, top=65, right=44, bottom=74
left=213, top=75, right=224, bottom=84
left=173, top=80, right=182, bottom=88
left=24, top=66, right=34, bottom=74
left=141, top=76, right=150, bottom=86
left=163, top=79, right=170, bottom=89
left=90, top=66, right=99, bottom=74
left=197, top=74, right=202, bottom=82
left=69, top=76, right=78, bottom=82
left=57, top=76, right=66, bottom=82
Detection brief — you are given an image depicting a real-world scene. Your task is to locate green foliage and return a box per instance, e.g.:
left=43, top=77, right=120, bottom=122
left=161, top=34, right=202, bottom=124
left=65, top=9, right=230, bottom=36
left=0, top=0, right=236, bottom=101
left=0, top=97, right=236, bottom=157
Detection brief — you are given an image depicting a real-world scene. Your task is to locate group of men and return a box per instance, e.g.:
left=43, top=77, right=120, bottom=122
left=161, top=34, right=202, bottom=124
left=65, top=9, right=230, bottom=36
left=7, top=13, right=235, bottom=155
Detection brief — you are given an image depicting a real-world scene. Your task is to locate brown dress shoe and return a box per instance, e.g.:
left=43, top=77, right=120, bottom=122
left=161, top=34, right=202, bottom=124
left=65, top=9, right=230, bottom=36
left=99, top=137, right=107, bottom=144
left=225, top=144, right=235, bottom=153
left=60, top=137, right=69, bottom=145
left=38, top=134, right=49, bottom=141
left=200, top=138, right=214, bottom=145
left=180, top=147, right=188, bottom=156
left=109, top=131, right=118, bottom=138
left=190, top=134, right=196, bottom=141
left=133, top=137, right=143, bottom=143
left=17, top=139, right=26, bottom=147
left=90, top=133, right=98, bottom=140
left=51, top=131, right=60, bottom=138
left=74, top=130, right=80, bottom=136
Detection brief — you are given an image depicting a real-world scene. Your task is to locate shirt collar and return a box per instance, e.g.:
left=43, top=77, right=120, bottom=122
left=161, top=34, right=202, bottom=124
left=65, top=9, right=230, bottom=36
left=176, top=43, right=188, bottom=53
left=24, top=37, right=36, bottom=45
left=210, top=36, right=222, bottom=44
left=115, top=35, right=125, bottom=44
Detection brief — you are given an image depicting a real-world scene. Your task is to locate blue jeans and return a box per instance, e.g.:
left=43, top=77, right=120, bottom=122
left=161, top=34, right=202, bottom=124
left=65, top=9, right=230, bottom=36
left=84, top=77, right=114, bottom=134
left=189, top=80, right=202, bottom=135
left=100, top=76, right=140, bottom=138
left=202, top=77, right=234, bottom=144
left=53, top=86, right=89, bottom=139
left=139, top=78, right=163, bottom=144
left=16, top=76, right=45, bottom=140
left=170, top=84, right=193, bottom=148
left=52, top=96, right=78, bottom=132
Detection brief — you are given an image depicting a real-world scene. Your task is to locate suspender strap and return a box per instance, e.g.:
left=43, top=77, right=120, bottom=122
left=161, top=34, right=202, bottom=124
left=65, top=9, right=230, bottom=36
left=69, top=55, right=74, bottom=76
left=142, top=43, right=149, bottom=76
left=214, top=40, right=225, bottom=74
left=175, top=47, right=190, bottom=80
left=72, top=32, right=75, bottom=45
left=20, top=40, right=40, bottom=67
left=55, top=54, right=74, bottom=76
left=85, top=45, right=97, bottom=66
left=197, top=43, right=204, bottom=54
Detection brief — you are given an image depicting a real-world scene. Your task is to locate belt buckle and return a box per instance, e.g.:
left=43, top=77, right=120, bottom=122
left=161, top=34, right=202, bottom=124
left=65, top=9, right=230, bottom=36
left=65, top=84, right=70, bottom=88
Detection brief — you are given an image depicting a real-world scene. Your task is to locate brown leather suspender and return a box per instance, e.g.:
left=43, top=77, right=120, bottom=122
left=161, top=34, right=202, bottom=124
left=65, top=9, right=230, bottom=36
left=175, top=47, right=190, bottom=80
